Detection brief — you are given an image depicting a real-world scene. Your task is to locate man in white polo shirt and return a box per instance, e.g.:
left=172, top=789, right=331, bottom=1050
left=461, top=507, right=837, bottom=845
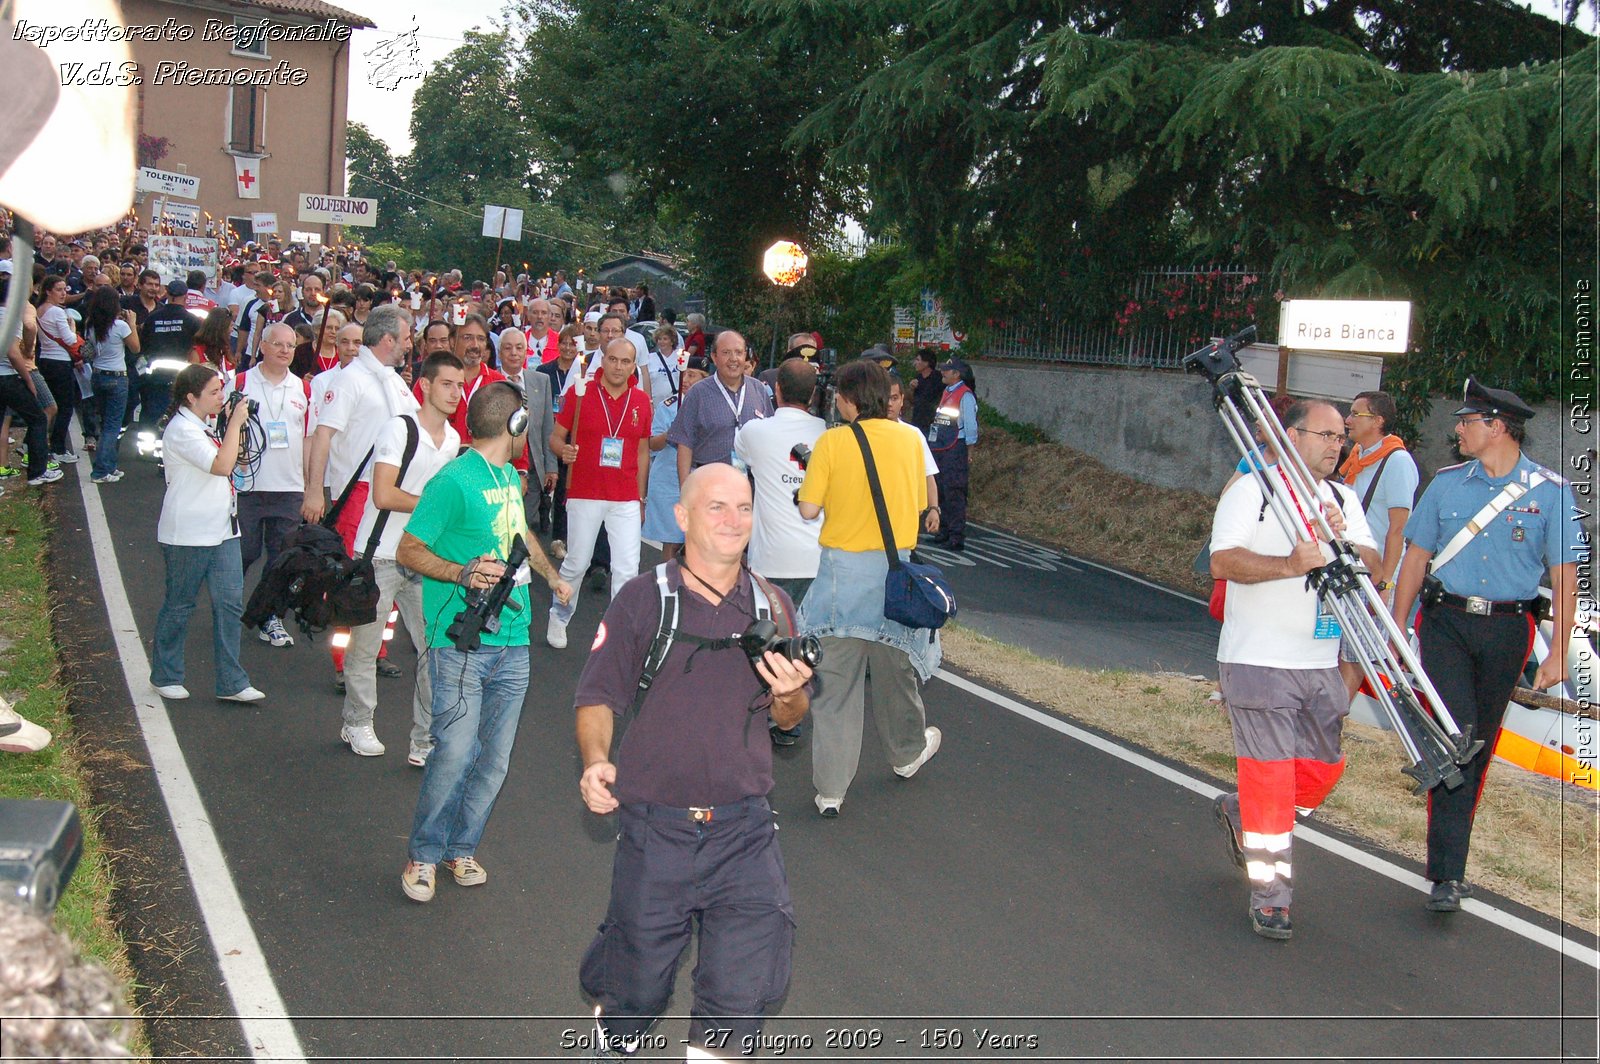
left=234, top=323, right=309, bottom=648
left=303, top=305, right=420, bottom=687
left=341, top=351, right=465, bottom=763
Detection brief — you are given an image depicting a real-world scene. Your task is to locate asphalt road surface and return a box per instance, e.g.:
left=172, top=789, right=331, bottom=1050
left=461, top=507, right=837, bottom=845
left=40, top=446, right=1599, bottom=1062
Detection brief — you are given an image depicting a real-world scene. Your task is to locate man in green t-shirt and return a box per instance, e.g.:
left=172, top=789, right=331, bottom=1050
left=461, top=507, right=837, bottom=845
left=395, top=380, right=572, bottom=903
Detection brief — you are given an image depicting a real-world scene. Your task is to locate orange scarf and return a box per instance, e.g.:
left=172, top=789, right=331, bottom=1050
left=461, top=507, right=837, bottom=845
left=1340, top=433, right=1406, bottom=485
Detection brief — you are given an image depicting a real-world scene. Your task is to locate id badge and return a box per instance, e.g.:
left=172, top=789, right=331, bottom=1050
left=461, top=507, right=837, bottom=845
left=1313, top=600, right=1341, bottom=640
left=266, top=420, right=290, bottom=450
left=600, top=436, right=624, bottom=468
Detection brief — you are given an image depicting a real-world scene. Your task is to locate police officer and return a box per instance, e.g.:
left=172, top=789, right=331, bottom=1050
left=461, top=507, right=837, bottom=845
left=574, top=464, right=813, bottom=1060
left=926, top=357, right=978, bottom=551
left=1391, top=378, right=1583, bottom=913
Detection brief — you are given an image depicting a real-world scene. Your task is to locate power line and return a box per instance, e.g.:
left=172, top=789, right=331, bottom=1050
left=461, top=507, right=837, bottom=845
left=346, top=169, right=644, bottom=260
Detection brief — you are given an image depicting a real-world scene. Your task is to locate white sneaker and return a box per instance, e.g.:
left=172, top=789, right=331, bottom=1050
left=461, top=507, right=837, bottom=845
left=407, top=743, right=432, bottom=768
left=814, top=794, right=842, bottom=817
left=90, top=470, right=125, bottom=484
left=50, top=451, right=79, bottom=465
left=154, top=684, right=190, bottom=700
left=546, top=614, right=568, bottom=649
left=258, top=616, right=295, bottom=647
left=341, top=724, right=385, bottom=756
left=220, top=686, right=266, bottom=703
left=893, top=726, right=943, bottom=779
left=26, top=468, right=63, bottom=485
left=0, top=695, right=51, bottom=753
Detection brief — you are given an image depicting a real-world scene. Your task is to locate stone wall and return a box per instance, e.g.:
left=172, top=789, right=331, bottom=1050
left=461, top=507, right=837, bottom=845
left=976, top=362, right=1589, bottom=494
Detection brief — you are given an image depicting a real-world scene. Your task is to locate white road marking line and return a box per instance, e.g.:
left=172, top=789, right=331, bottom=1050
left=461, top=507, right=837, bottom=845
left=934, top=667, right=1600, bottom=970
left=73, top=440, right=308, bottom=1062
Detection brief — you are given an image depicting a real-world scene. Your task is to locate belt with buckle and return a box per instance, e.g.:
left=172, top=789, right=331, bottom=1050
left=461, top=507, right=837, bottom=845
left=1434, top=590, right=1536, bottom=616
left=634, top=796, right=767, bottom=824
left=94, top=369, right=127, bottom=376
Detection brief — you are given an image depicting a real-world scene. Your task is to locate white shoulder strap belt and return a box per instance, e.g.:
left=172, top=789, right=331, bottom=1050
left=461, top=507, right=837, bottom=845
left=1429, top=472, right=1546, bottom=573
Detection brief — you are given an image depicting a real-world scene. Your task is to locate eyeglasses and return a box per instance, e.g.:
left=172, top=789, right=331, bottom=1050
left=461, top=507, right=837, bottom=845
left=1293, top=429, right=1347, bottom=444
left=1346, top=411, right=1379, bottom=419
left=1456, top=416, right=1495, bottom=427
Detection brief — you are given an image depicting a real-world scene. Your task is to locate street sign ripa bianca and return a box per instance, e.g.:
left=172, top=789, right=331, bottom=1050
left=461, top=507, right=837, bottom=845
left=1279, top=299, right=1411, bottom=355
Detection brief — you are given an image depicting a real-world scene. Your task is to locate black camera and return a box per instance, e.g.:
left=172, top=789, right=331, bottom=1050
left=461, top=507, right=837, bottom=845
left=223, top=390, right=259, bottom=422
left=739, top=618, right=823, bottom=673
left=789, top=443, right=812, bottom=469
left=808, top=348, right=838, bottom=423
left=447, top=535, right=530, bottom=652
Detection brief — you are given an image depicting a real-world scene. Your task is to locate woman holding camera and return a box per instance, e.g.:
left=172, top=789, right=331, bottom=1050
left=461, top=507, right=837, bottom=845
left=796, top=359, right=942, bottom=817
left=149, top=364, right=264, bottom=704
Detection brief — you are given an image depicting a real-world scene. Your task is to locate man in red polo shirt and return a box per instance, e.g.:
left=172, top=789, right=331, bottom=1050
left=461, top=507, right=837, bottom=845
left=545, top=338, right=651, bottom=649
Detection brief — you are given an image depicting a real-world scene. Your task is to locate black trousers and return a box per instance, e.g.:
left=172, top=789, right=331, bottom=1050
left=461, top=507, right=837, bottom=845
left=1417, top=603, right=1536, bottom=883
left=934, top=440, right=970, bottom=544
left=0, top=375, right=50, bottom=479
left=37, top=358, right=78, bottom=455
left=581, top=797, right=794, bottom=1053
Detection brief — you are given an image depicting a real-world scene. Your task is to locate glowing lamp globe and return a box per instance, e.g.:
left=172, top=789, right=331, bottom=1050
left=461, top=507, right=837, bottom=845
left=762, top=241, right=809, bottom=287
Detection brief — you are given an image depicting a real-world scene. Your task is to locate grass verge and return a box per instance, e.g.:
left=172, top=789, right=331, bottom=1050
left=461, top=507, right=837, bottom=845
left=0, top=488, right=143, bottom=1043
left=970, top=407, right=1216, bottom=597
left=940, top=623, right=1600, bottom=934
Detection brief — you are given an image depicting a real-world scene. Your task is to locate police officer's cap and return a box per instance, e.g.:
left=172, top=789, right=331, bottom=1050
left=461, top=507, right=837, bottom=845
left=938, top=356, right=968, bottom=374
left=1454, top=376, right=1535, bottom=422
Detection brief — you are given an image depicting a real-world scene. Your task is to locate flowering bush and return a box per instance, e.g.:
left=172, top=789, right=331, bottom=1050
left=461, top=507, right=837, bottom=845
left=1113, top=267, right=1261, bottom=347
left=137, top=134, right=171, bottom=167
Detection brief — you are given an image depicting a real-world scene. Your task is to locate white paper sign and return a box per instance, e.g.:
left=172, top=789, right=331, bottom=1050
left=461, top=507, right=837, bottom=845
left=151, top=200, right=200, bottom=230
left=1279, top=299, right=1411, bottom=356
left=482, top=205, right=523, bottom=241
left=251, top=212, right=279, bottom=235
left=290, top=230, right=323, bottom=245
left=136, top=166, right=200, bottom=199
left=297, top=193, right=378, bottom=227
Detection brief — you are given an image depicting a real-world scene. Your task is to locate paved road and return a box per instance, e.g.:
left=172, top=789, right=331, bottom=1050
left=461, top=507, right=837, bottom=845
left=43, top=450, right=1599, bottom=1061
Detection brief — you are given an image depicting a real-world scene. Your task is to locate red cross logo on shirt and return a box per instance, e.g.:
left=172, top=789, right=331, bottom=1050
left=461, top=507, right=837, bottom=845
left=239, top=169, right=256, bottom=190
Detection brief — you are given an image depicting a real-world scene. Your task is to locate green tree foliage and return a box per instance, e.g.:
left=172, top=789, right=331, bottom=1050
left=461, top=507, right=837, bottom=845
left=783, top=0, right=1592, bottom=403
left=515, top=0, right=881, bottom=325
left=345, top=122, right=407, bottom=244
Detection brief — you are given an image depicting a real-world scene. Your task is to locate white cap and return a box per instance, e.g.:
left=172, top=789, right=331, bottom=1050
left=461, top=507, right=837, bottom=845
left=583, top=310, right=602, bottom=324
left=0, top=259, right=12, bottom=274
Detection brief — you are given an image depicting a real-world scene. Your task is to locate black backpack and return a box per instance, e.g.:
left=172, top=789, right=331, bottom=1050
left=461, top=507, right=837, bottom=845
left=243, top=417, right=421, bottom=633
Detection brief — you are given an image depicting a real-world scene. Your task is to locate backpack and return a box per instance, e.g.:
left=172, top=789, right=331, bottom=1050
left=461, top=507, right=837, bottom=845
left=620, top=562, right=791, bottom=728
left=242, top=418, right=420, bottom=632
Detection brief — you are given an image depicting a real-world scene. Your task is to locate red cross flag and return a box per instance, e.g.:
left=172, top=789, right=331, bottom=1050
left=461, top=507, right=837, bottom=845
left=234, top=156, right=261, bottom=199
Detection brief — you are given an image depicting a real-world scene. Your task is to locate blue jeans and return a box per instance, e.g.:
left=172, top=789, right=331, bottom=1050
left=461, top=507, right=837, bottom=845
left=408, top=644, right=530, bottom=864
left=91, top=371, right=129, bottom=478
left=151, top=540, right=251, bottom=696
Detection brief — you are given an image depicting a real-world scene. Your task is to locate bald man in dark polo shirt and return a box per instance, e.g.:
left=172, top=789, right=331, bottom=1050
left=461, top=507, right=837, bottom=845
left=574, top=463, right=813, bottom=1061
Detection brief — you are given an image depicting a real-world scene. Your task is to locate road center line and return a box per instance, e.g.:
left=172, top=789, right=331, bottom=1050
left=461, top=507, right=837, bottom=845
left=73, top=440, right=308, bottom=1062
left=934, top=667, right=1600, bottom=970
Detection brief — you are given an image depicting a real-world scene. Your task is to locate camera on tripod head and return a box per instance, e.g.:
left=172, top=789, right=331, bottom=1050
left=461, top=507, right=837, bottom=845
left=446, top=535, right=530, bottom=652
left=808, top=348, right=838, bottom=423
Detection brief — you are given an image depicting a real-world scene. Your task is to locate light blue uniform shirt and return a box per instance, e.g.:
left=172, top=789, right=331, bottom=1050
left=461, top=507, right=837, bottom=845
left=1404, top=454, right=1586, bottom=601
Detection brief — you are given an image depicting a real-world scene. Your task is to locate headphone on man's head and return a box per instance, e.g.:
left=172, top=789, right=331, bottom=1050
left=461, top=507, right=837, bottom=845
left=496, top=378, right=528, bottom=437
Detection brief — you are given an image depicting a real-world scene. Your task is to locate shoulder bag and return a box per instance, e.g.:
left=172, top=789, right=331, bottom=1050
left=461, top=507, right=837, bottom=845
left=848, top=421, right=956, bottom=631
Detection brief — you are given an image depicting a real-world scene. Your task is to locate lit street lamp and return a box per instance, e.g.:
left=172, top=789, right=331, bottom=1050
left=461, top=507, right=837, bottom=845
left=762, top=240, right=809, bottom=368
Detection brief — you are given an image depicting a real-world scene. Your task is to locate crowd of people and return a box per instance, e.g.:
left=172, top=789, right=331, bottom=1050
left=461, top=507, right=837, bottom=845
left=1, top=223, right=1585, bottom=1057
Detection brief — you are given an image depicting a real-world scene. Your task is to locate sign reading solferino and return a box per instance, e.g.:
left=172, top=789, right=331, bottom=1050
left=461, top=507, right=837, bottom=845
left=297, top=193, right=378, bottom=228
left=1279, top=299, right=1411, bottom=355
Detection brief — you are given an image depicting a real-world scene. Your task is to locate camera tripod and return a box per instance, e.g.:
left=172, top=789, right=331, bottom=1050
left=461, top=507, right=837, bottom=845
left=1186, top=326, right=1480, bottom=793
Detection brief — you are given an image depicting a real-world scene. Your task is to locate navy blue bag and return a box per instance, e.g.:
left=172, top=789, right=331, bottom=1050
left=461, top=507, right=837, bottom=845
left=849, top=421, right=956, bottom=631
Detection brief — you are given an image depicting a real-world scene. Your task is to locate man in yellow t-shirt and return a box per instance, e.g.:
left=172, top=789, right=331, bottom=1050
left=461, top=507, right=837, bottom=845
left=796, top=360, right=942, bottom=818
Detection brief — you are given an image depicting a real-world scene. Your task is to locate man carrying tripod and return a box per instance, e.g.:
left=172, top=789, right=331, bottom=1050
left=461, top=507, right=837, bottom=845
left=395, top=381, right=571, bottom=903
left=1209, top=400, right=1379, bottom=941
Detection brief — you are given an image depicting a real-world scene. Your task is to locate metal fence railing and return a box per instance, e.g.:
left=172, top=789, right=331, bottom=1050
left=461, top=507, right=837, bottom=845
left=986, top=264, right=1262, bottom=369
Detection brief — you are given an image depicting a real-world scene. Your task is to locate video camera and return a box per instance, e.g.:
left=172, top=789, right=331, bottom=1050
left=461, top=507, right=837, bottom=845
left=446, top=535, right=530, bottom=652
left=222, top=390, right=259, bottom=423
left=808, top=348, right=838, bottom=424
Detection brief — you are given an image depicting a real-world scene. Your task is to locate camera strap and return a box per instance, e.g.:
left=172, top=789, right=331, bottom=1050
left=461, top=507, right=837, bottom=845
left=622, top=562, right=780, bottom=733
left=359, top=414, right=421, bottom=560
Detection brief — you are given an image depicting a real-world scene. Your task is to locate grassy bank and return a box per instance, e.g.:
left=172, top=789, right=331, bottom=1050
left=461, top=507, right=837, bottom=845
left=940, top=624, right=1600, bottom=933
left=0, top=489, right=140, bottom=1028
left=970, top=404, right=1216, bottom=597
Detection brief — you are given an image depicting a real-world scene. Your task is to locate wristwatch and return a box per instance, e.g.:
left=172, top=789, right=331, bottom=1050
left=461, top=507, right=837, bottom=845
left=1374, top=579, right=1390, bottom=591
